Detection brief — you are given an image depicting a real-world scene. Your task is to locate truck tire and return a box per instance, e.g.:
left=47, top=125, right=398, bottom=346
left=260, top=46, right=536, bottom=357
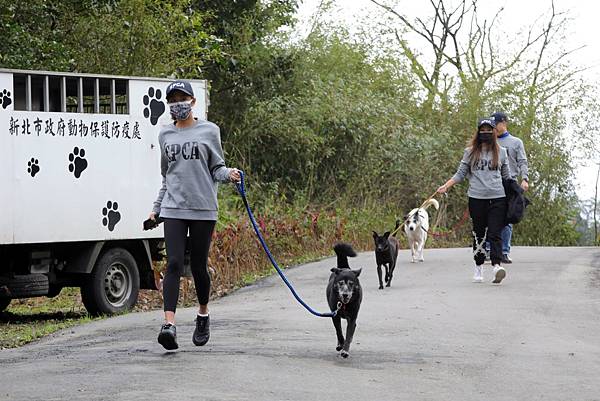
left=0, top=298, right=10, bottom=312
left=81, top=248, right=140, bottom=316
left=0, top=274, right=49, bottom=299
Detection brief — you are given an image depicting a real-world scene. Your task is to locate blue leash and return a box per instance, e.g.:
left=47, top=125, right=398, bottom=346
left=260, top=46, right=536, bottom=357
left=234, top=171, right=340, bottom=318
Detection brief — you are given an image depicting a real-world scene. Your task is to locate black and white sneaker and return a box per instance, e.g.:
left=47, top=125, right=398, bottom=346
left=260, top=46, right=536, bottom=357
left=158, top=323, right=178, bottom=350
left=193, top=315, right=210, bottom=346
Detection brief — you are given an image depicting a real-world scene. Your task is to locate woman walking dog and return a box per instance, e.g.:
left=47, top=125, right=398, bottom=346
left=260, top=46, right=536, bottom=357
left=437, top=118, right=511, bottom=284
left=150, top=80, right=240, bottom=350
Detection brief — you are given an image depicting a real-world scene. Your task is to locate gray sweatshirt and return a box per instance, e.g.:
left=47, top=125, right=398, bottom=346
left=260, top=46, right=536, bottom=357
left=497, top=131, right=528, bottom=181
left=451, top=147, right=511, bottom=199
left=152, top=120, right=232, bottom=220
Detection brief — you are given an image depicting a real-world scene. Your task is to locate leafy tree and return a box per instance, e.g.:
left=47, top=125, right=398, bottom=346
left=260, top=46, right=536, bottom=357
left=0, top=0, right=221, bottom=76
left=191, top=0, right=299, bottom=139
left=0, top=0, right=75, bottom=70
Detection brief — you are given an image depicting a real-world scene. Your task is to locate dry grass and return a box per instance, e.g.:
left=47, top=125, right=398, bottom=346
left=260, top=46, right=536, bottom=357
left=138, top=208, right=376, bottom=310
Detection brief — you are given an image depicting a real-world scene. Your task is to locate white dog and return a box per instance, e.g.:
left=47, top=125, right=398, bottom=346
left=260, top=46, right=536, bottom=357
left=404, top=199, right=439, bottom=263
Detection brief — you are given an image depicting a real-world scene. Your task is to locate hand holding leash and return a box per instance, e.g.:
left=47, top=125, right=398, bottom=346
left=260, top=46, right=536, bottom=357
left=437, top=178, right=457, bottom=196
left=229, top=168, right=241, bottom=183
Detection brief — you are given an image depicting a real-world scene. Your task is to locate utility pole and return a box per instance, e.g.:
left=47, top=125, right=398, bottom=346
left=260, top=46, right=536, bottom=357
left=595, top=162, right=600, bottom=245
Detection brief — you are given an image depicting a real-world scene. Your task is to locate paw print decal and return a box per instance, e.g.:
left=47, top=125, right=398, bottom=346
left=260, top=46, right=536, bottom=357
left=143, top=87, right=165, bottom=126
left=0, top=89, right=12, bottom=109
left=102, top=201, right=121, bottom=232
left=27, top=158, right=40, bottom=177
left=68, top=147, right=88, bottom=178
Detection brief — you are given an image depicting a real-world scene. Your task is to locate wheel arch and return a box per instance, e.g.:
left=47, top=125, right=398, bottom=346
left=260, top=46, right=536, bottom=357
left=64, top=240, right=158, bottom=290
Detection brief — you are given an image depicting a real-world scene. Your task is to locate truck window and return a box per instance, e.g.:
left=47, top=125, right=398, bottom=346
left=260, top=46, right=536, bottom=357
left=115, top=79, right=128, bottom=114
left=99, top=79, right=112, bottom=114
left=13, top=74, right=26, bottom=110
left=30, top=75, right=45, bottom=112
left=65, top=77, right=79, bottom=113
left=48, top=76, right=62, bottom=112
left=11, top=73, right=129, bottom=115
left=83, top=78, right=95, bottom=113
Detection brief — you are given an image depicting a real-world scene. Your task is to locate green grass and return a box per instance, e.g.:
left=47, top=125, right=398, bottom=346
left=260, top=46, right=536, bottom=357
left=0, top=288, right=100, bottom=349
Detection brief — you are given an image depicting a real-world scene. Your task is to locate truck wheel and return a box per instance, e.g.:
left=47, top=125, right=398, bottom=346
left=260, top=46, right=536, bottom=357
left=81, top=248, right=140, bottom=316
left=0, top=298, right=10, bottom=312
left=0, top=274, right=49, bottom=298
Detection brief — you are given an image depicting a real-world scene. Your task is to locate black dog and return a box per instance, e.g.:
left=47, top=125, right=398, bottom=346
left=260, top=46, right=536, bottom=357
left=372, top=220, right=400, bottom=289
left=326, top=243, right=362, bottom=358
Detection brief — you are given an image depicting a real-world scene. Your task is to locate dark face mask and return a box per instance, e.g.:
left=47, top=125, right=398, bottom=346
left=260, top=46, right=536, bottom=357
left=478, top=132, right=493, bottom=143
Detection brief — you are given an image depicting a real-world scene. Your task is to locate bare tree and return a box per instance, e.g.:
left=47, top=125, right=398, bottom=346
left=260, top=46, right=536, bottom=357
left=368, top=0, right=472, bottom=108
left=368, top=0, right=577, bottom=117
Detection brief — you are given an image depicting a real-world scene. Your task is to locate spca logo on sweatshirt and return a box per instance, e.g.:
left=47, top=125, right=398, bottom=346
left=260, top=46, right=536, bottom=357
left=165, top=142, right=202, bottom=162
left=472, top=158, right=500, bottom=171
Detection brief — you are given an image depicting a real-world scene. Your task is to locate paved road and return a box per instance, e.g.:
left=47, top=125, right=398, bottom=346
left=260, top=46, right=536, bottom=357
left=1, top=247, right=600, bottom=401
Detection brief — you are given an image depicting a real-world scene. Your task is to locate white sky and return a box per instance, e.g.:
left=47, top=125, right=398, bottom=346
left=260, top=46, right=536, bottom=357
left=295, top=0, right=600, bottom=200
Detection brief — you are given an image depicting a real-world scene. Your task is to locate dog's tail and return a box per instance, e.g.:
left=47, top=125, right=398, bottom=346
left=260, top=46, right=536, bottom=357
left=422, top=198, right=439, bottom=211
left=333, top=242, right=357, bottom=269
left=392, top=219, right=401, bottom=237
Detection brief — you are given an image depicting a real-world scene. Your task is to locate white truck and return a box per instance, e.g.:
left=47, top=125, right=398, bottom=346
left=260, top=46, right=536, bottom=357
left=0, top=69, right=208, bottom=315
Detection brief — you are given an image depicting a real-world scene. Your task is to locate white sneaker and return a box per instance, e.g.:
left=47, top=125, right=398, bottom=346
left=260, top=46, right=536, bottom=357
left=492, top=265, right=506, bottom=284
left=472, top=265, right=483, bottom=283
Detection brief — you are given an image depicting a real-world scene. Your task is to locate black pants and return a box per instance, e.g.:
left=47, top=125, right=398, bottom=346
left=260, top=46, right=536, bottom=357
left=163, top=218, right=215, bottom=312
left=468, top=197, right=507, bottom=266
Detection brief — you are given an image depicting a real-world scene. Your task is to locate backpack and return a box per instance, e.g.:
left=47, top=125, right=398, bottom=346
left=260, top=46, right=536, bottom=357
left=502, top=179, right=531, bottom=224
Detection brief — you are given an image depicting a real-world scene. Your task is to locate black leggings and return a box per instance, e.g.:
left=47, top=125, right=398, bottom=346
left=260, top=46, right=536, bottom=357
left=468, top=197, right=507, bottom=266
left=163, top=218, right=215, bottom=312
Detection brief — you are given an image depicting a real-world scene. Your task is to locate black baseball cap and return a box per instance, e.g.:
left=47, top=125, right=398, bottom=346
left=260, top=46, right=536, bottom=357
left=477, top=117, right=496, bottom=129
left=166, top=80, right=194, bottom=99
left=491, top=112, right=508, bottom=123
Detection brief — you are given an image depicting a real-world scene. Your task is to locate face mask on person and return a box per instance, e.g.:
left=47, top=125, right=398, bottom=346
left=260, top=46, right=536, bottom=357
left=168, top=100, right=193, bottom=121
left=478, top=132, right=493, bottom=143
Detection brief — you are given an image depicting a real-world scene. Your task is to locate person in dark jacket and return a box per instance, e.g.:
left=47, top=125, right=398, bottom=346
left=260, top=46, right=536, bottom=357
left=503, top=178, right=530, bottom=224
left=490, top=112, right=529, bottom=264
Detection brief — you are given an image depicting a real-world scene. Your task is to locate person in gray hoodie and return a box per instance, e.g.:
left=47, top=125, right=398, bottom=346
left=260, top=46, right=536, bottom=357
left=490, top=112, right=529, bottom=264
left=149, top=80, right=240, bottom=350
left=437, top=118, right=511, bottom=284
